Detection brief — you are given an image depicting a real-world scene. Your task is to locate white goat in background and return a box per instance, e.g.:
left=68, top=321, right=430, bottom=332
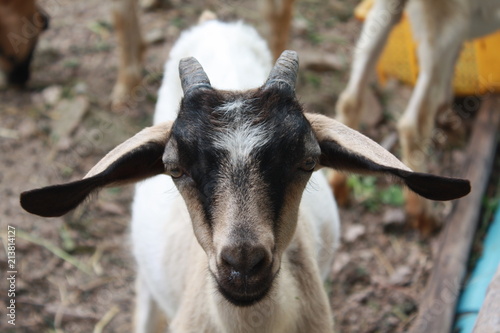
left=333, top=0, right=500, bottom=233
left=21, top=19, right=470, bottom=332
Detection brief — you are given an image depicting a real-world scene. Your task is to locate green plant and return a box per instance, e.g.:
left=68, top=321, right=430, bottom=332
left=347, top=175, right=404, bottom=212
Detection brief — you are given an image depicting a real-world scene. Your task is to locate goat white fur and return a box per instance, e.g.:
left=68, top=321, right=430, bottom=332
left=132, top=20, right=340, bottom=332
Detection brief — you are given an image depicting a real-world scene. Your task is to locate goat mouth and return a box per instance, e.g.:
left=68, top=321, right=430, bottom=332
left=213, top=269, right=278, bottom=307
left=217, top=281, right=273, bottom=307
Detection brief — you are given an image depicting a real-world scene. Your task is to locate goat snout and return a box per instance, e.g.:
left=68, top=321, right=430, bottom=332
left=216, top=243, right=275, bottom=306
left=220, top=244, right=268, bottom=276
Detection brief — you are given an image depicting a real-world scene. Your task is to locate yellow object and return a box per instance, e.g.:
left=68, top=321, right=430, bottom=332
left=354, top=0, right=374, bottom=20
left=355, top=0, right=500, bottom=95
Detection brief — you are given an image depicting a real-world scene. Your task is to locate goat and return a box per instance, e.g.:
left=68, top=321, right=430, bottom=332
left=333, top=0, right=500, bottom=233
left=0, top=0, right=143, bottom=109
left=20, top=19, right=470, bottom=332
left=0, top=0, right=48, bottom=87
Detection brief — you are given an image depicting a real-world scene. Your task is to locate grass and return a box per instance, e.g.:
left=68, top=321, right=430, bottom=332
left=347, top=175, right=405, bottom=212
left=63, top=58, right=80, bottom=69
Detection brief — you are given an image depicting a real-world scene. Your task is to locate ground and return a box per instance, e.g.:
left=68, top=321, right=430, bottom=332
left=0, top=0, right=496, bottom=332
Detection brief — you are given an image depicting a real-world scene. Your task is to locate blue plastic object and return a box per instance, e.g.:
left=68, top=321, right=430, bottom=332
left=454, top=206, right=500, bottom=332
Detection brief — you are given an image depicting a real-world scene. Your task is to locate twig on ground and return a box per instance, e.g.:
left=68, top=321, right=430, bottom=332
left=17, top=229, right=92, bottom=275
left=93, top=305, right=120, bottom=333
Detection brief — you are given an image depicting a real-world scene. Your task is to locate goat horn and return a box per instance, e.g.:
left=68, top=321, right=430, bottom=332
left=179, top=57, right=212, bottom=94
left=264, top=50, right=299, bottom=91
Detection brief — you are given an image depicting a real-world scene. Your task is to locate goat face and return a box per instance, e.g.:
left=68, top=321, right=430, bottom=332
left=164, top=53, right=318, bottom=306
left=0, top=0, right=49, bottom=87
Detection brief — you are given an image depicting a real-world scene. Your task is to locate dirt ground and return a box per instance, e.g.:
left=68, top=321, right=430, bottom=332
left=0, top=0, right=497, bottom=332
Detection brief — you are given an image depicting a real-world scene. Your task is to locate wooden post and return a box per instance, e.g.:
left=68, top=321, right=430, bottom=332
left=409, top=96, right=500, bottom=333
left=473, top=264, right=500, bottom=332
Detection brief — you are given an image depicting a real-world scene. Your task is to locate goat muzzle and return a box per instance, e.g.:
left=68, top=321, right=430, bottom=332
left=215, top=243, right=276, bottom=306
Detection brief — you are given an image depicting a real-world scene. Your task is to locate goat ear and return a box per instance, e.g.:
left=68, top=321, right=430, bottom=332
left=20, top=122, right=173, bottom=217
left=306, top=113, right=470, bottom=201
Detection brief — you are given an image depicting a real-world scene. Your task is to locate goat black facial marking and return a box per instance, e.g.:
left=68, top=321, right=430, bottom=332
left=169, top=87, right=319, bottom=226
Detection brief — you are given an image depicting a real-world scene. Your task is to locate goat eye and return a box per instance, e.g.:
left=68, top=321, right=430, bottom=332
left=170, top=167, right=184, bottom=178
left=170, top=168, right=184, bottom=178
left=165, top=165, right=184, bottom=179
left=300, top=157, right=316, bottom=172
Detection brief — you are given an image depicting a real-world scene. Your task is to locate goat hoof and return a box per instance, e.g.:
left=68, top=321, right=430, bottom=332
left=110, top=81, right=141, bottom=114
left=111, top=83, right=130, bottom=111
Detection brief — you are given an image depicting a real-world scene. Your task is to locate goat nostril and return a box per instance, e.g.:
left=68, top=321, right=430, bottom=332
left=248, top=247, right=266, bottom=273
left=220, top=245, right=268, bottom=275
left=221, top=249, right=238, bottom=269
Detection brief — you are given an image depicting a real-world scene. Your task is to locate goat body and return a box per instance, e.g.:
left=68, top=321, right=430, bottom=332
left=132, top=20, right=339, bottom=332
left=334, top=0, right=500, bottom=233
left=20, top=19, right=471, bottom=333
